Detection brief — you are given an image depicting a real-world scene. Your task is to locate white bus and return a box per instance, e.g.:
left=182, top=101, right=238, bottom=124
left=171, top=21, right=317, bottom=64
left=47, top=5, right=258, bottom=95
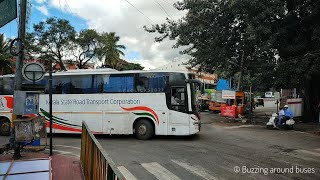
left=0, top=69, right=201, bottom=139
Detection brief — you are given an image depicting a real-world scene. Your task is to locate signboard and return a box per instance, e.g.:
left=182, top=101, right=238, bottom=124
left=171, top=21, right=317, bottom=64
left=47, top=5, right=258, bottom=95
left=13, top=91, right=40, bottom=115
left=22, top=62, right=46, bottom=82
left=222, top=90, right=236, bottom=99
left=221, top=106, right=237, bottom=118
left=0, top=0, right=17, bottom=28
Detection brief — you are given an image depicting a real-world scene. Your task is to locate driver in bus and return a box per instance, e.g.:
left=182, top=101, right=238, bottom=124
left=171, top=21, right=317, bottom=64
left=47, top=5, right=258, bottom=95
left=171, top=93, right=180, bottom=105
left=136, top=80, right=146, bottom=92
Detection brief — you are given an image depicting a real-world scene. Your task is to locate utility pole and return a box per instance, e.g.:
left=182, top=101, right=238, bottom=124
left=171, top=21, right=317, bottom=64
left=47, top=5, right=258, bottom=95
left=237, top=50, right=244, bottom=91
left=49, top=59, right=53, bottom=156
left=12, top=0, right=27, bottom=160
left=14, top=0, right=27, bottom=91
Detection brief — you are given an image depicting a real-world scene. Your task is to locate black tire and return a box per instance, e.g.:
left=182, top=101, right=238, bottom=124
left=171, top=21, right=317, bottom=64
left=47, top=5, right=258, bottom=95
left=134, top=119, right=154, bottom=140
left=0, top=118, right=11, bottom=136
left=290, top=125, right=294, bottom=130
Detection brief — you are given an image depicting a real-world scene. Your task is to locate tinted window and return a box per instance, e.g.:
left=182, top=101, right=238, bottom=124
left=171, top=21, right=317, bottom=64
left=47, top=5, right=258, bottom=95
left=52, top=76, right=71, bottom=94
left=136, top=73, right=168, bottom=93
left=69, top=75, right=91, bottom=94
left=170, top=86, right=187, bottom=112
left=1, top=77, right=14, bottom=95
left=103, top=74, right=134, bottom=93
left=169, top=73, right=186, bottom=86
left=51, top=75, right=103, bottom=94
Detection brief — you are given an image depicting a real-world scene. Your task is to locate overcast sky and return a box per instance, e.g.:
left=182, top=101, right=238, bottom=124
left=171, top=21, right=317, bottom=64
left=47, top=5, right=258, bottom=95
left=0, top=0, right=190, bottom=69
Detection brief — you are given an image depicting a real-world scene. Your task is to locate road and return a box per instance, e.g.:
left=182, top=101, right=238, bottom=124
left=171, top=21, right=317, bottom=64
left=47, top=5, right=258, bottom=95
left=4, top=112, right=319, bottom=180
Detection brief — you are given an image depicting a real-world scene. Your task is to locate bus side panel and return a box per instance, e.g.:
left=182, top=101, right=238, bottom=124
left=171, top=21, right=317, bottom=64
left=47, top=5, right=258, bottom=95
left=0, top=95, right=13, bottom=122
left=103, top=112, right=133, bottom=134
left=43, top=95, right=104, bottom=133
left=154, top=110, right=168, bottom=135
left=71, top=112, right=103, bottom=133
left=51, top=112, right=72, bottom=133
left=168, top=111, right=190, bottom=135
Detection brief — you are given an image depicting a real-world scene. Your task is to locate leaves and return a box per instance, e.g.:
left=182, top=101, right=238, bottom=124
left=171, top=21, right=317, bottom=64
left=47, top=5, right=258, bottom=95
left=96, top=32, right=126, bottom=69
left=0, top=33, right=13, bottom=74
left=26, top=17, right=77, bottom=70
left=145, top=0, right=320, bottom=91
left=73, top=29, right=100, bottom=69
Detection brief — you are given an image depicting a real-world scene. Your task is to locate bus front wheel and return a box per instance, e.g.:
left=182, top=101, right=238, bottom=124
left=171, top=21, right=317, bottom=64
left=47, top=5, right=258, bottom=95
left=0, top=118, right=10, bottom=136
left=134, top=119, right=154, bottom=140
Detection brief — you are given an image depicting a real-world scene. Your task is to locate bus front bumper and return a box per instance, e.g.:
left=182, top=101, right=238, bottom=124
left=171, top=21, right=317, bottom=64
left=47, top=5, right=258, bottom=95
left=193, top=121, right=201, bottom=132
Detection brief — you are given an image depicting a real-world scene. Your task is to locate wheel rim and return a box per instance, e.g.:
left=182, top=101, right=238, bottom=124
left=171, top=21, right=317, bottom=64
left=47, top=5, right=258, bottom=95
left=1, top=122, right=10, bottom=133
left=138, top=124, right=147, bottom=135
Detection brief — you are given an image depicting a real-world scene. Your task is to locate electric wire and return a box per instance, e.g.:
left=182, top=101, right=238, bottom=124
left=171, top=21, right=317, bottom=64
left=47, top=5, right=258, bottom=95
left=64, top=0, right=73, bottom=14
left=153, top=0, right=173, bottom=19
left=123, top=0, right=155, bottom=24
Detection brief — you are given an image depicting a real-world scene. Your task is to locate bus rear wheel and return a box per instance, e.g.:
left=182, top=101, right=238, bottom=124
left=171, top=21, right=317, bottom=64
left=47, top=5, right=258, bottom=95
left=0, top=118, right=10, bottom=136
left=134, top=119, right=154, bottom=140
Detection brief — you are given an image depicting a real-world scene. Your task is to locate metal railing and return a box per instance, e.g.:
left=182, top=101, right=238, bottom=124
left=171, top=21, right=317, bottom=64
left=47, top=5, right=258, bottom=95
left=81, top=122, right=126, bottom=180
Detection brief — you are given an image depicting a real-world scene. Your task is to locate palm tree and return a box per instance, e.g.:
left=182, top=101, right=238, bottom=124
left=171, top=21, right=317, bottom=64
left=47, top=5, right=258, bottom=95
left=97, top=32, right=126, bottom=69
left=0, top=33, right=13, bottom=75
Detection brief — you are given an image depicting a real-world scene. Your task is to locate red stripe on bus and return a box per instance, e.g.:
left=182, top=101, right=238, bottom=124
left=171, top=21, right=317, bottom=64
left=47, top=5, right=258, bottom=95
left=4, top=96, right=13, bottom=109
left=121, top=106, right=159, bottom=124
left=46, top=122, right=82, bottom=132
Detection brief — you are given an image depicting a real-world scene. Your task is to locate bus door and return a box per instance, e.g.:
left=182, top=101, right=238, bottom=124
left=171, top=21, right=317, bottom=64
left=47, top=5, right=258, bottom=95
left=168, top=86, right=190, bottom=135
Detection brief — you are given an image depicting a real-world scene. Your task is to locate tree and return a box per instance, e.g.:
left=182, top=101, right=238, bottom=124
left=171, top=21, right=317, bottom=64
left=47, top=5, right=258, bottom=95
left=97, top=32, right=126, bottom=69
left=144, top=0, right=282, bottom=91
left=145, top=0, right=320, bottom=121
left=73, top=29, right=99, bottom=69
left=0, top=33, right=13, bottom=75
left=272, top=0, right=320, bottom=121
left=115, top=59, right=144, bottom=71
left=26, top=17, right=76, bottom=70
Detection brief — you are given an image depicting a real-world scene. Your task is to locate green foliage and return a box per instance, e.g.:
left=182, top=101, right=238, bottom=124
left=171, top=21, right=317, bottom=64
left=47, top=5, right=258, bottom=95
left=144, top=0, right=320, bottom=92
left=0, top=33, right=13, bottom=74
left=26, top=17, right=76, bottom=70
left=97, top=32, right=126, bottom=69
left=116, top=59, right=144, bottom=71
left=100, top=59, right=144, bottom=71
left=26, top=18, right=129, bottom=70
left=74, top=29, right=99, bottom=69
left=273, top=0, right=320, bottom=90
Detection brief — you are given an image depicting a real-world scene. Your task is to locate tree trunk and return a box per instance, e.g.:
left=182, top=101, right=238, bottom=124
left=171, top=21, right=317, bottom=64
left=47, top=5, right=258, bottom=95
left=303, top=78, right=313, bottom=122
left=237, top=50, right=245, bottom=91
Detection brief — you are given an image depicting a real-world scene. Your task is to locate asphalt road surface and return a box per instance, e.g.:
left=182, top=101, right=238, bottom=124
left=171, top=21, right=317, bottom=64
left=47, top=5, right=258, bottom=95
left=14, top=112, right=320, bottom=180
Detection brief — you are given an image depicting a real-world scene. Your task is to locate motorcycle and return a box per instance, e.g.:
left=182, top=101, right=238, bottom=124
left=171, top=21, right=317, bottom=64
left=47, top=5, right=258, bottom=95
left=266, top=113, right=295, bottom=130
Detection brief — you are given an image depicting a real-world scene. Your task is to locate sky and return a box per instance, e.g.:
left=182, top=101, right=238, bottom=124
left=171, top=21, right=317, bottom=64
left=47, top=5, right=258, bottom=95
left=0, top=0, right=191, bottom=70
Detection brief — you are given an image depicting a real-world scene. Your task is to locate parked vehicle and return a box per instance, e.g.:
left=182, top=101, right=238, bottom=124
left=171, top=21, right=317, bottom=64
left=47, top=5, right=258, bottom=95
left=265, top=91, right=274, bottom=98
left=208, top=91, right=227, bottom=112
left=266, top=113, right=295, bottom=130
left=255, top=98, right=264, bottom=107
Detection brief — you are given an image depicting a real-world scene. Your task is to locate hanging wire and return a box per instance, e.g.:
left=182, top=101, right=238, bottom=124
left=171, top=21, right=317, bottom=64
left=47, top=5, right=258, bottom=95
left=153, top=0, right=174, bottom=20
left=123, top=0, right=155, bottom=24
